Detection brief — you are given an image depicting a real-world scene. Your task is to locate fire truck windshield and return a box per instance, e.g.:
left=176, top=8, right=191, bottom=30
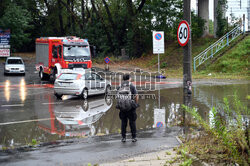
left=63, top=45, right=90, bottom=60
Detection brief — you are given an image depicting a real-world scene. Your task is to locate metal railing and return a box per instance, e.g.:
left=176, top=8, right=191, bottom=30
left=193, top=23, right=245, bottom=71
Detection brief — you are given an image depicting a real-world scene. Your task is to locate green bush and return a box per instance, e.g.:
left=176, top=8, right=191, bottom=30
left=161, top=62, right=167, bottom=68
left=191, top=11, right=205, bottom=39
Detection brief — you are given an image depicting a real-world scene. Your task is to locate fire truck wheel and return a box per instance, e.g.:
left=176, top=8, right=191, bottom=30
left=81, top=89, right=88, bottom=100
left=51, top=68, right=57, bottom=82
left=39, top=69, right=46, bottom=80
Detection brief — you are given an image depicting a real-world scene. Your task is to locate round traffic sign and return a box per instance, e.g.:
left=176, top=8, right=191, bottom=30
left=177, top=20, right=190, bottom=46
left=156, top=122, right=163, bottom=128
left=154, top=33, right=163, bottom=40
left=104, top=57, right=110, bottom=64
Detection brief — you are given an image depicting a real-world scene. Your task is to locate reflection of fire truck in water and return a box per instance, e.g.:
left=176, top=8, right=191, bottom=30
left=35, top=36, right=95, bottom=81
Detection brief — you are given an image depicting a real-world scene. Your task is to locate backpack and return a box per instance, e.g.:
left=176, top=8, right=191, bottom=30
left=116, top=82, right=134, bottom=111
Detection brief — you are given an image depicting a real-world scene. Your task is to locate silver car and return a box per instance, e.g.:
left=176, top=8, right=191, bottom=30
left=54, top=70, right=111, bottom=99
left=4, top=57, right=25, bottom=75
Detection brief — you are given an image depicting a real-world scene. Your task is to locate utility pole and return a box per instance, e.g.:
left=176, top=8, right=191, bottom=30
left=183, top=0, right=192, bottom=95
left=182, top=0, right=192, bottom=134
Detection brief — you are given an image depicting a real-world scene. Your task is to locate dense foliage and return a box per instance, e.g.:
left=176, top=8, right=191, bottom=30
left=0, top=0, right=206, bottom=57
left=216, top=0, right=227, bottom=37
left=0, top=2, right=33, bottom=52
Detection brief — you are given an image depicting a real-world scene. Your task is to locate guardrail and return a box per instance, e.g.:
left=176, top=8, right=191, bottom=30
left=193, top=23, right=245, bottom=71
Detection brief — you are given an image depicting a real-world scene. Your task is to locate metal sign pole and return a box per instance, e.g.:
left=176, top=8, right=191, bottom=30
left=158, top=53, right=160, bottom=75
left=158, top=88, right=160, bottom=109
left=158, top=52, right=160, bottom=108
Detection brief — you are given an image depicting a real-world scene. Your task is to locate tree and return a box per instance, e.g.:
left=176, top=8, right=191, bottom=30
left=216, top=0, right=227, bottom=37
left=0, top=2, right=33, bottom=52
left=57, top=0, right=65, bottom=35
left=191, top=11, right=205, bottom=39
left=0, top=0, right=207, bottom=57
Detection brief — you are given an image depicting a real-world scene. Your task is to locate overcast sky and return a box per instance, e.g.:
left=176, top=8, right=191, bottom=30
left=190, top=0, right=248, bottom=21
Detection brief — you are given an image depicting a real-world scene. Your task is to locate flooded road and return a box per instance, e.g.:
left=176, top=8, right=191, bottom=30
left=0, top=77, right=249, bottom=148
left=0, top=62, right=249, bottom=165
left=0, top=61, right=249, bottom=165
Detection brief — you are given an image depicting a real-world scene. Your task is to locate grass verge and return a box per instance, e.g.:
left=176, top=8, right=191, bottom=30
left=179, top=94, right=249, bottom=165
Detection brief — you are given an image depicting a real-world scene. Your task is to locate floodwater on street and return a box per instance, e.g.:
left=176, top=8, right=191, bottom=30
left=0, top=76, right=249, bottom=149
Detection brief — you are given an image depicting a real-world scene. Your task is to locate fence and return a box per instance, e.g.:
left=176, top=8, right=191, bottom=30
left=193, top=23, right=245, bottom=71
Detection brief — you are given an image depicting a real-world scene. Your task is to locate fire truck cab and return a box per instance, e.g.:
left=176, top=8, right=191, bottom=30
left=35, top=36, right=95, bottom=81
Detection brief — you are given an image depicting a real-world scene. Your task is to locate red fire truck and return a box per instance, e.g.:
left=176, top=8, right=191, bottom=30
left=35, top=36, right=95, bottom=81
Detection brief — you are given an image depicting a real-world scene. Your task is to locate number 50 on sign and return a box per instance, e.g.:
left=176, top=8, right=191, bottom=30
left=177, top=20, right=190, bottom=47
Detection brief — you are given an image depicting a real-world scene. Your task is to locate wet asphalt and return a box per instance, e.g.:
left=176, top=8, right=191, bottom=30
left=0, top=58, right=249, bottom=165
left=0, top=60, right=183, bottom=165
left=0, top=128, right=180, bottom=166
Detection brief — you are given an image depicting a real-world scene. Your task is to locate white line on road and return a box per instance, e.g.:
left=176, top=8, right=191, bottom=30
left=0, top=118, right=55, bottom=126
left=1, top=104, right=24, bottom=107
left=42, top=102, right=62, bottom=105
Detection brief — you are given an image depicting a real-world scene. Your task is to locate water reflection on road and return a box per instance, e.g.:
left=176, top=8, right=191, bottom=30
left=19, top=79, right=26, bottom=102
left=3, top=79, right=27, bottom=102
left=0, top=82, right=249, bottom=148
left=38, top=96, right=113, bottom=137
left=4, top=80, right=10, bottom=102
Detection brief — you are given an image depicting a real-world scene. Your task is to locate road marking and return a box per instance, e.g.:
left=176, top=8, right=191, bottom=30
left=42, top=102, right=62, bottom=105
left=1, top=104, right=24, bottom=107
left=0, top=118, right=55, bottom=126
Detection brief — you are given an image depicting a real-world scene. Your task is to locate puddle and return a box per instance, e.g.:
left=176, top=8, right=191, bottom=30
left=0, top=83, right=249, bottom=148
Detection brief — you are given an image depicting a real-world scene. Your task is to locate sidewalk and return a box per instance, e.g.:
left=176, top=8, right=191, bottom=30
left=101, top=148, right=181, bottom=166
left=1, top=129, right=181, bottom=166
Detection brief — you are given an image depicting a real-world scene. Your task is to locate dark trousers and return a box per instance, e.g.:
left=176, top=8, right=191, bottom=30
left=119, top=109, right=137, bottom=138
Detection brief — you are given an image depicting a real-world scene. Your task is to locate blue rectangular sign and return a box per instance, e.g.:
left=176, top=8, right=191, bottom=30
left=0, top=29, right=10, bottom=45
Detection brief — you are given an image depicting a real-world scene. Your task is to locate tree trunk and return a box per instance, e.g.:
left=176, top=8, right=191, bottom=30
left=102, top=0, right=116, bottom=31
left=86, top=0, right=90, bottom=19
left=91, top=0, right=115, bottom=53
left=80, top=0, right=85, bottom=32
left=60, top=0, right=84, bottom=31
left=102, top=0, right=123, bottom=53
left=67, top=0, right=71, bottom=33
left=126, top=0, right=134, bottom=17
left=137, top=0, right=146, bottom=14
left=57, top=0, right=64, bottom=35
left=125, top=0, right=146, bottom=57
left=71, top=0, right=76, bottom=34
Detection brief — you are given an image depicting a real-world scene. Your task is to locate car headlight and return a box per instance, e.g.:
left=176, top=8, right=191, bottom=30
left=5, top=66, right=10, bottom=70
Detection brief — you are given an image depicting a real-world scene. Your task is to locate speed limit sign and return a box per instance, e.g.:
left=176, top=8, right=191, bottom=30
left=177, top=20, right=190, bottom=46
